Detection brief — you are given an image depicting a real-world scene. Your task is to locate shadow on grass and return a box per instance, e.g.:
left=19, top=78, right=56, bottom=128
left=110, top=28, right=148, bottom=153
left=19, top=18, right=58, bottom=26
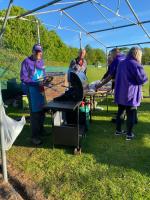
left=139, top=101, right=150, bottom=112
left=83, top=117, right=150, bottom=176
left=7, top=100, right=150, bottom=176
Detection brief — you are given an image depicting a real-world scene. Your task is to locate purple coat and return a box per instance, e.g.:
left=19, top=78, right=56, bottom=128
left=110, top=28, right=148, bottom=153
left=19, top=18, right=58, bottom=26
left=109, top=53, right=126, bottom=78
left=20, top=56, right=45, bottom=85
left=115, top=56, right=148, bottom=107
left=20, top=56, right=46, bottom=112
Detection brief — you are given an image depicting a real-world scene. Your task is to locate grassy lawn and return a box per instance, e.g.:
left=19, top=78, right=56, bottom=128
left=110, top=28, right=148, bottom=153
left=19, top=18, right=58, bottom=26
left=6, top=66, right=150, bottom=199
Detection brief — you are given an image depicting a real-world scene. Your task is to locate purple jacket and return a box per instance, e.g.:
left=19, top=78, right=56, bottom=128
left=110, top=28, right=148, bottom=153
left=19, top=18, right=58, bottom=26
left=109, top=53, right=126, bottom=78
left=20, top=56, right=45, bottom=85
left=115, top=56, right=148, bottom=107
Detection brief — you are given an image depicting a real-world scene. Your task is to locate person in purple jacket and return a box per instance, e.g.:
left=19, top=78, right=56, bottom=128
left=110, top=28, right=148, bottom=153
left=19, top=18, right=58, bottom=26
left=20, top=44, right=46, bottom=145
left=115, top=47, right=148, bottom=140
left=96, top=48, right=126, bottom=90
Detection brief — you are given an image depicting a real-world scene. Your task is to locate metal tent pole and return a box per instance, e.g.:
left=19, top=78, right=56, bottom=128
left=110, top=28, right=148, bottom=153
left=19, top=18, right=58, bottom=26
left=107, top=41, right=150, bottom=49
left=0, top=0, right=14, bottom=183
left=90, top=1, right=114, bottom=28
left=79, top=32, right=82, bottom=49
left=0, top=0, right=14, bottom=40
left=89, top=20, right=150, bottom=34
left=125, top=0, right=150, bottom=39
left=62, top=10, right=107, bottom=48
left=0, top=83, right=8, bottom=182
left=22, top=9, right=60, bottom=17
left=105, top=47, right=108, bottom=71
left=43, top=22, right=86, bottom=34
left=61, top=26, right=85, bottom=34
left=57, top=11, right=63, bottom=29
left=17, top=0, right=89, bottom=18
left=60, top=0, right=90, bottom=11
left=17, top=0, right=63, bottom=18
left=149, top=76, right=150, bottom=97
left=36, top=20, right=41, bottom=44
left=116, top=0, right=121, bottom=14
left=94, top=0, right=136, bottom=24
left=54, top=0, right=87, bottom=6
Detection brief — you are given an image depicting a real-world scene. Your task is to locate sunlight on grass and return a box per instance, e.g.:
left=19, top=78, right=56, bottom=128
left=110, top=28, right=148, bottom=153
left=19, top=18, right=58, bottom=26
left=6, top=66, right=150, bottom=199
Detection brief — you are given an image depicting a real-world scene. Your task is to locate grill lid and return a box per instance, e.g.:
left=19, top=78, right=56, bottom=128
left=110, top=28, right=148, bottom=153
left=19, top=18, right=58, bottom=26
left=54, top=71, right=89, bottom=102
left=69, top=71, right=89, bottom=100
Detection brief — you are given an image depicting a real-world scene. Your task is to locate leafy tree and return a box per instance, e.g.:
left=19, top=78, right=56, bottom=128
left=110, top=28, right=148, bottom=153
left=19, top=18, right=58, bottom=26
left=85, top=44, right=106, bottom=65
left=142, top=48, right=150, bottom=65
left=0, top=6, right=106, bottom=68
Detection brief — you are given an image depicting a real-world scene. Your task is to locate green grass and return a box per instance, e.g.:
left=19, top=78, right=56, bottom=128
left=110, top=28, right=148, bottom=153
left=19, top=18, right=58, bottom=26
left=6, top=66, right=150, bottom=199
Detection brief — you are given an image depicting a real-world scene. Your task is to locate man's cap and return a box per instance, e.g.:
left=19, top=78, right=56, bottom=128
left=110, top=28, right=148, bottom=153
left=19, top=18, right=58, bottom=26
left=32, top=44, right=43, bottom=52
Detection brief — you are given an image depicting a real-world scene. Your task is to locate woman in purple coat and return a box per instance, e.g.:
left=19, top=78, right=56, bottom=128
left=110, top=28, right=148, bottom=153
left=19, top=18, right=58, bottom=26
left=115, top=47, right=147, bottom=140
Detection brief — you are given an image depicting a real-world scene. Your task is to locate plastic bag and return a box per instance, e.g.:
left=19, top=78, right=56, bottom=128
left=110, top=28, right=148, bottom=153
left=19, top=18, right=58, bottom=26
left=0, top=104, right=26, bottom=150
left=0, top=82, right=26, bottom=150
left=89, top=80, right=101, bottom=92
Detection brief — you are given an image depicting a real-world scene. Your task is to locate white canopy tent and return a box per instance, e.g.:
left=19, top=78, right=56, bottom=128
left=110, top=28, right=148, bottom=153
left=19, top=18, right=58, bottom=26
left=0, top=0, right=150, bottom=49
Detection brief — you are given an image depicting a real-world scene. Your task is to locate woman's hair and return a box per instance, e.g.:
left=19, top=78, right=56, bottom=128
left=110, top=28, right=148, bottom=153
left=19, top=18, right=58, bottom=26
left=128, top=47, right=142, bottom=64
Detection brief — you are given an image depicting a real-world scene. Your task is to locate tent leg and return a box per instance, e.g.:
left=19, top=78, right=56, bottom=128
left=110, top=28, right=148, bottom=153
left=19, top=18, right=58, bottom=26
left=0, top=82, right=8, bottom=182
left=79, top=32, right=82, bottom=50
left=0, top=103, right=8, bottom=182
left=36, top=20, right=41, bottom=44
left=105, top=47, right=108, bottom=72
left=0, top=0, right=14, bottom=40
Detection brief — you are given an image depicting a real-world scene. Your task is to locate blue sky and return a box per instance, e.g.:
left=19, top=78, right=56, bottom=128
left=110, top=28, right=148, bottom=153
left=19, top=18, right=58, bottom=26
left=0, top=0, right=150, bottom=49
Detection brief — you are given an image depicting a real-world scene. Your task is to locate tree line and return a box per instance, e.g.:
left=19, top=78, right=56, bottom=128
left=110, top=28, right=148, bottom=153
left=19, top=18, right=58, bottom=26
left=0, top=6, right=149, bottom=69
left=0, top=6, right=106, bottom=66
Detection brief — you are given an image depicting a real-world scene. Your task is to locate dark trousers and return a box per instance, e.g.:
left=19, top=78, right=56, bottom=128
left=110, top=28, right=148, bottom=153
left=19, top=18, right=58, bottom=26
left=30, top=111, right=45, bottom=139
left=116, top=105, right=137, bottom=136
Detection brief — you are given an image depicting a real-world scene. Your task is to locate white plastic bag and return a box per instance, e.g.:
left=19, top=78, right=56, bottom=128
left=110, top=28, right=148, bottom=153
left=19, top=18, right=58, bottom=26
left=0, top=104, right=26, bottom=150
left=0, top=83, right=26, bottom=150
left=89, top=80, right=101, bottom=92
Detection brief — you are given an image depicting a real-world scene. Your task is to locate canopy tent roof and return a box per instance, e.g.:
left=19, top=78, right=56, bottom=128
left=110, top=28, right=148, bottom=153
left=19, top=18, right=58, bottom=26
left=0, top=0, right=150, bottom=50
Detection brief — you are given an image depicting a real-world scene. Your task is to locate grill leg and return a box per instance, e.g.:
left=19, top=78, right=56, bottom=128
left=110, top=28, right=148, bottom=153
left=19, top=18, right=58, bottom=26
left=51, top=111, right=55, bottom=149
left=74, top=105, right=81, bottom=155
left=106, top=94, right=109, bottom=112
left=77, top=105, right=79, bottom=149
left=90, top=96, right=92, bottom=123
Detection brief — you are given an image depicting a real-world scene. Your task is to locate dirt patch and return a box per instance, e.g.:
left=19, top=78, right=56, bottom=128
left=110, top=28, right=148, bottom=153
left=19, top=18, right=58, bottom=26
left=0, top=174, right=23, bottom=200
left=0, top=163, right=50, bottom=200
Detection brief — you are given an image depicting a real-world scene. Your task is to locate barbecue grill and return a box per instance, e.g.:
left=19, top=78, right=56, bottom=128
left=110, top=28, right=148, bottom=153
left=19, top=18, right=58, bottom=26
left=44, top=71, right=89, bottom=154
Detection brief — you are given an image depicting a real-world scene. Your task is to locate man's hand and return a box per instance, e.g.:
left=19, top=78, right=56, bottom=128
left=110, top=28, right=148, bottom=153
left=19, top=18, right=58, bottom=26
left=95, top=82, right=103, bottom=90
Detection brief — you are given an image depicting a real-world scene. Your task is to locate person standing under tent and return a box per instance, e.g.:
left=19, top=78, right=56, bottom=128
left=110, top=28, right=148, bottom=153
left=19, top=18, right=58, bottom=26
left=96, top=48, right=126, bottom=90
left=115, top=47, right=147, bottom=140
left=68, top=48, right=87, bottom=82
left=93, top=48, right=126, bottom=122
left=101, top=52, right=113, bottom=81
left=20, top=44, right=46, bottom=145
